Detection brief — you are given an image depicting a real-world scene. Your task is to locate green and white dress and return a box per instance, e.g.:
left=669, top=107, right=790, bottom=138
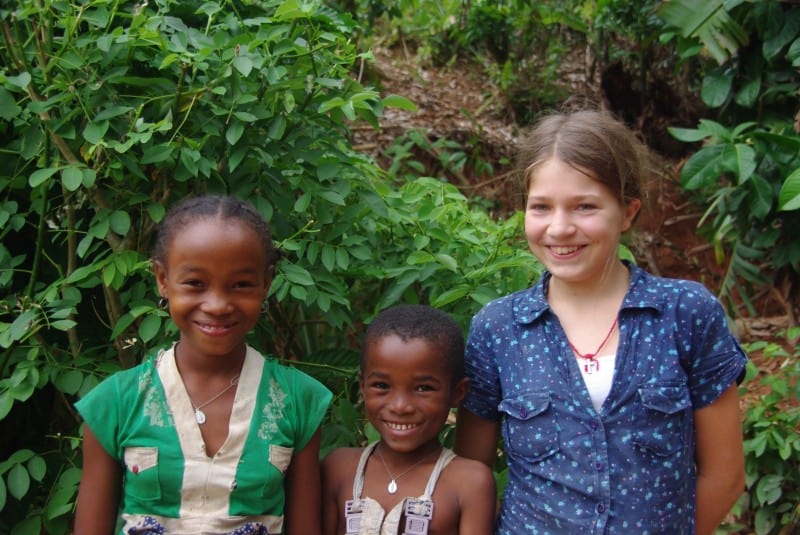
left=76, top=344, right=332, bottom=535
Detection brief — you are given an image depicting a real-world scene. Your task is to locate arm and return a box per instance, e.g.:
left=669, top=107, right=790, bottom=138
left=694, top=384, right=745, bottom=535
left=284, top=427, right=323, bottom=535
left=454, top=406, right=500, bottom=468
left=457, top=461, right=497, bottom=535
left=320, top=450, right=342, bottom=535
left=73, top=425, right=122, bottom=535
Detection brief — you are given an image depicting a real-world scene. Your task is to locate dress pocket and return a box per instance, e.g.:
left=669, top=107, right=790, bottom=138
left=633, top=384, right=691, bottom=457
left=269, top=444, right=293, bottom=474
left=498, top=392, right=559, bottom=462
left=123, top=446, right=161, bottom=501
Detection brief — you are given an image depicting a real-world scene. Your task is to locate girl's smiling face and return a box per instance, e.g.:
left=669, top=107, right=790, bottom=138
left=524, top=157, right=640, bottom=288
left=154, top=218, right=270, bottom=361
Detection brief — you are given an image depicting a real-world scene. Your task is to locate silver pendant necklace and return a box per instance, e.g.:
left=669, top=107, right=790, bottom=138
left=376, top=442, right=437, bottom=495
left=190, top=375, right=240, bottom=425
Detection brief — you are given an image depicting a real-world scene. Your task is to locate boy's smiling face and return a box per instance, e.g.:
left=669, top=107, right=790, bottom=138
left=360, top=334, right=468, bottom=455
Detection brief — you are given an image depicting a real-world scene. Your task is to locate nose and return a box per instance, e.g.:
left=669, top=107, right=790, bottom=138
left=201, top=289, right=233, bottom=314
left=546, top=208, right=575, bottom=237
left=387, top=390, right=413, bottom=414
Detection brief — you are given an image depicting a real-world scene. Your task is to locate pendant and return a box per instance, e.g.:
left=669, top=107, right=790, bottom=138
left=387, top=479, right=398, bottom=494
left=195, top=408, right=207, bottom=425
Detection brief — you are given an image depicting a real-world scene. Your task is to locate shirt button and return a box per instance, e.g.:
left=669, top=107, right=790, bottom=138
left=597, top=504, right=606, bottom=514
left=595, top=462, right=604, bottom=471
left=590, top=420, right=598, bottom=430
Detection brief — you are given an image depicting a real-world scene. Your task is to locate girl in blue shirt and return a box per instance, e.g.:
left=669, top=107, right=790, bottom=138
left=455, top=109, right=747, bottom=534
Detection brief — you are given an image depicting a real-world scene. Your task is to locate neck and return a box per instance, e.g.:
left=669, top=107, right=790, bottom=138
left=548, top=259, right=630, bottom=304
left=378, top=439, right=442, bottom=467
left=173, top=342, right=246, bottom=378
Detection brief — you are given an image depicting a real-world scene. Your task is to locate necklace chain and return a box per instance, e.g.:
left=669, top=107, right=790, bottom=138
left=566, top=317, right=618, bottom=371
left=376, top=442, right=437, bottom=495
left=189, top=374, right=239, bottom=425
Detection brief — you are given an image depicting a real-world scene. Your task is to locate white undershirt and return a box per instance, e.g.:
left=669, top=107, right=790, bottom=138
left=577, top=352, right=616, bottom=412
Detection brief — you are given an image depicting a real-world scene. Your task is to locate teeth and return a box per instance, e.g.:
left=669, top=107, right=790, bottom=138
left=386, top=422, right=417, bottom=431
left=551, top=246, right=579, bottom=255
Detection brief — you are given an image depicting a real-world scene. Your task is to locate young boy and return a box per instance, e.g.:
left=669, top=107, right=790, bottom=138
left=322, top=304, right=496, bottom=535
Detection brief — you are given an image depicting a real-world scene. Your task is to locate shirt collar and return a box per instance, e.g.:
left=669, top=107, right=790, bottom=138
left=512, top=261, right=662, bottom=325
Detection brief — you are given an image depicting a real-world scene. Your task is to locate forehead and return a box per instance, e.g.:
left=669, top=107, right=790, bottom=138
left=363, top=334, right=451, bottom=377
left=165, top=218, right=266, bottom=269
left=527, top=158, right=614, bottom=196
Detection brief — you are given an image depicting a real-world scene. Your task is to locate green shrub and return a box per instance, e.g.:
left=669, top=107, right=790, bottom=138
left=739, top=329, right=800, bottom=534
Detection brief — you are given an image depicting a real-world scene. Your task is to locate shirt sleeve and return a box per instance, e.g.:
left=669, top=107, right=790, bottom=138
left=462, top=309, right=503, bottom=421
left=285, top=366, right=332, bottom=450
left=74, top=372, right=124, bottom=460
left=679, top=284, right=748, bottom=410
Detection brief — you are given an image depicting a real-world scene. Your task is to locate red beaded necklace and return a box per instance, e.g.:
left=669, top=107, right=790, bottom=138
left=567, top=317, right=618, bottom=374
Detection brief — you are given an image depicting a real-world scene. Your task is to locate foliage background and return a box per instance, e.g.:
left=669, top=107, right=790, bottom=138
left=0, top=0, right=798, bottom=534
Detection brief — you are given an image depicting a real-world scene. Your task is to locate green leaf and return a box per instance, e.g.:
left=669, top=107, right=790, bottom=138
left=755, top=474, right=783, bottom=506
left=680, top=144, right=725, bottom=190
left=268, top=116, right=286, bottom=140
left=141, top=144, right=174, bottom=164
left=667, top=127, right=708, bottom=142
left=778, top=166, right=800, bottom=211
left=701, top=69, right=734, bottom=107
left=0, top=88, right=21, bottom=121
left=6, top=72, right=31, bottom=89
left=281, top=264, right=314, bottom=286
left=109, top=210, right=131, bottom=235
left=26, top=456, right=46, bottom=482
left=382, top=94, right=418, bottom=111
left=232, top=56, right=253, bottom=76
left=138, top=314, right=162, bottom=343
left=226, top=121, right=244, bottom=145
left=61, top=167, right=83, bottom=192
left=734, top=75, right=761, bottom=108
left=0, top=475, right=5, bottom=511
left=7, top=463, right=30, bottom=500
left=29, top=168, right=58, bottom=188
left=55, top=370, right=84, bottom=395
left=83, top=120, right=109, bottom=145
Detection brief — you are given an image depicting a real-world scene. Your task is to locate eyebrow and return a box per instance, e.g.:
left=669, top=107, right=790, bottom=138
left=365, top=370, right=444, bottom=383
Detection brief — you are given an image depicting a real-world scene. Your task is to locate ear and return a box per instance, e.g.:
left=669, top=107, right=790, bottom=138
left=358, top=371, right=366, bottom=396
left=450, top=377, right=470, bottom=407
left=153, top=260, right=168, bottom=299
left=621, top=198, right=642, bottom=232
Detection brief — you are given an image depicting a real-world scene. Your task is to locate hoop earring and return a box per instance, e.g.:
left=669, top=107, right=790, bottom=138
left=261, top=300, right=269, bottom=313
left=158, top=297, right=168, bottom=309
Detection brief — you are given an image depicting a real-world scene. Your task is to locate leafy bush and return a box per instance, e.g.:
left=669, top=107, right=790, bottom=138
left=0, top=1, right=542, bottom=531
left=658, top=0, right=800, bottom=318
left=739, top=330, right=800, bottom=534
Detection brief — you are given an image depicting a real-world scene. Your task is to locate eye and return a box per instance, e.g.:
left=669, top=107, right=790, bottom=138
left=180, top=279, right=204, bottom=288
left=233, top=280, right=257, bottom=289
left=368, top=381, right=389, bottom=390
left=527, top=202, right=549, bottom=212
left=415, top=384, right=436, bottom=393
left=576, top=203, right=597, bottom=211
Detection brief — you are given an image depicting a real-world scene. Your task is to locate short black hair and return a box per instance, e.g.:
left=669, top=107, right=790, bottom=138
left=361, top=304, right=465, bottom=382
left=152, top=194, right=279, bottom=269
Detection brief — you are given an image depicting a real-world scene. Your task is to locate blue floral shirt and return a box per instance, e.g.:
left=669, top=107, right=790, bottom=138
left=463, top=263, right=747, bottom=534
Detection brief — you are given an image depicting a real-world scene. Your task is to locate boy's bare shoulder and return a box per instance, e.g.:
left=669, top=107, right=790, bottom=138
left=322, top=446, right=363, bottom=470
left=442, top=454, right=495, bottom=490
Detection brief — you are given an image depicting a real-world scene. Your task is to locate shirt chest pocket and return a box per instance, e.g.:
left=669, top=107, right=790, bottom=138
left=123, top=446, right=161, bottom=501
left=633, top=385, right=691, bottom=457
left=499, top=392, right=559, bottom=462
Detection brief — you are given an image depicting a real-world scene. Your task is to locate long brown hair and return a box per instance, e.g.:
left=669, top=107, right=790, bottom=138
left=516, top=109, right=651, bottom=215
